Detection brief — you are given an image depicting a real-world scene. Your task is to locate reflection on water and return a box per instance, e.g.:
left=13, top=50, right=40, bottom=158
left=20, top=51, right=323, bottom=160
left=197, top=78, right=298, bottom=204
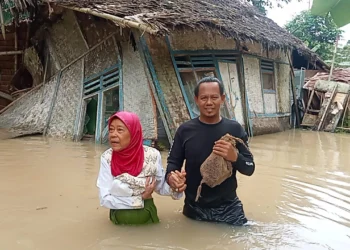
left=0, top=130, right=350, bottom=250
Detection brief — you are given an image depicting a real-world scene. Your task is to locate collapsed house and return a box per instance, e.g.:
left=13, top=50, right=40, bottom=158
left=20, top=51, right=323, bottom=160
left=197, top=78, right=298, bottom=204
left=301, top=68, right=350, bottom=132
left=0, top=0, right=328, bottom=145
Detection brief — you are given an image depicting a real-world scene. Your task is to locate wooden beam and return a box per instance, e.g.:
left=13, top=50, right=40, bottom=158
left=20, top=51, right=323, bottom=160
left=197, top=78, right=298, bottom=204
left=0, top=91, right=13, bottom=101
left=0, top=51, right=23, bottom=56
left=62, top=6, right=159, bottom=35
left=317, top=85, right=337, bottom=131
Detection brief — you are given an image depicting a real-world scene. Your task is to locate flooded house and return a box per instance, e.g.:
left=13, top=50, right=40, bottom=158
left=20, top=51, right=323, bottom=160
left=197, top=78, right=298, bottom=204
left=0, top=0, right=328, bottom=145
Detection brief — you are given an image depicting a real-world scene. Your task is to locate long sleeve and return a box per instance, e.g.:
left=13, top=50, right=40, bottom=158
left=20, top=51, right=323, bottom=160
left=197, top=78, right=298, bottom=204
left=154, top=151, right=183, bottom=200
left=232, top=127, right=255, bottom=176
left=96, top=156, right=144, bottom=210
left=165, top=128, right=185, bottom=182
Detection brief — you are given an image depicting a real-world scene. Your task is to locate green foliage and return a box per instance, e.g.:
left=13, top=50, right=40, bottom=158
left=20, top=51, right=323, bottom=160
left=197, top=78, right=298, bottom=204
left=247, top=0, right=303, bottom=15
left=285, top=10, right=343, bottom=60
left=328, top=42, right=350, bottom=67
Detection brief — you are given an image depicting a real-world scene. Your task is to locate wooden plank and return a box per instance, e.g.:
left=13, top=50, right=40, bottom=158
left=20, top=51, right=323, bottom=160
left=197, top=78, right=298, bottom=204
left=317, top=85, right=337, bottom=131
left=341, top=94, right=350, bottom=129
left=315, top=80, right=350, bottom=94
left=288, top=55, right=301, bottom=127
left=0, top=50, right=23, bottom=56
left=0, top=91, right=13, bottom=101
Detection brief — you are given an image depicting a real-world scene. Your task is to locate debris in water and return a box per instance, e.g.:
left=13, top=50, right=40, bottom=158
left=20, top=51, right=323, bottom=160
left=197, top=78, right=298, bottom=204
left=36, top=207, right=48, bottom=210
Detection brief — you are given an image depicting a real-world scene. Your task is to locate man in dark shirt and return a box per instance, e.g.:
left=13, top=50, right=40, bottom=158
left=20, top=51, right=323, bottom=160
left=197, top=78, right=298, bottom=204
left=165, top=76, right=255, bottom=226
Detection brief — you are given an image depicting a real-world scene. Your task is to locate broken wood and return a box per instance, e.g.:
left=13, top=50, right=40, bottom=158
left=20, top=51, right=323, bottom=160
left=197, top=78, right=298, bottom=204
left=63, top=6, right=159, bottom=35
left=317, top=85, right=337, bottom=131
left=0, top=91, right=13, bottom=101
left=0, top=84, right=40, bottom=115
left=341, top=96, right=350, bottom=129
left=0, top=50, right=23, bottom=56
left=0, top=32, right=118, bottom=116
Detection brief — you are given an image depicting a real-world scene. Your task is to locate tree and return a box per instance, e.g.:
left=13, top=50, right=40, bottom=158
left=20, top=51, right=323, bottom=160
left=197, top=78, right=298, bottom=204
left=247, top=0, right=303, bottom=15
left=285, top=10, right=343, bottom=60
left=329, top=41, right=350, bottom=67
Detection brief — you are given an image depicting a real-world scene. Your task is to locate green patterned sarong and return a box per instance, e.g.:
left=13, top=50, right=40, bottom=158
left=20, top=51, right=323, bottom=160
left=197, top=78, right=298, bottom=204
left=109, top=198, right=160, bottom=225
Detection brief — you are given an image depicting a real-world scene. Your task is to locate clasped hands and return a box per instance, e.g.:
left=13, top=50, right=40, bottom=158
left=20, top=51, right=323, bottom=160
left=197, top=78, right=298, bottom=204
left=168, top=138, right=238, bottom=192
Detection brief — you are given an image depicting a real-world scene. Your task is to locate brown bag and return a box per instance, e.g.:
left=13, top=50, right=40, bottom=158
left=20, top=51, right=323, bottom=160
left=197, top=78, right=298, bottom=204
left=195, top=133, right=250, bottom=202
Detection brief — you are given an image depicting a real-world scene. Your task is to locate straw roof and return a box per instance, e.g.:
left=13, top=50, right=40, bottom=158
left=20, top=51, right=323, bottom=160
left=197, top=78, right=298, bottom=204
left=8, top=0, right=327, bottom=66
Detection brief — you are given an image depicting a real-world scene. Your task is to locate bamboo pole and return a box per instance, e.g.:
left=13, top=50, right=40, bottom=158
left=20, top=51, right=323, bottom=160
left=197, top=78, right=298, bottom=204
left=62, top=6, right=159, bottom=35
left=328, top=38, right=339, bottom=82
left=0, top=5, right=5, bottom=39
left=0, top=50, right=23, bottom=56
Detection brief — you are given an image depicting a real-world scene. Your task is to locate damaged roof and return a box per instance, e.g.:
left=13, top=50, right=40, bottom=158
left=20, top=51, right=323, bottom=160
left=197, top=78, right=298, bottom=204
left=8, top=0, right=327, bottom=67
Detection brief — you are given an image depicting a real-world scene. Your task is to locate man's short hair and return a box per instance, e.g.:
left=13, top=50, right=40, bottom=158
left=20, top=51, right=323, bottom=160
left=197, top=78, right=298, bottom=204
left=194, top=76, right=225, bottom=97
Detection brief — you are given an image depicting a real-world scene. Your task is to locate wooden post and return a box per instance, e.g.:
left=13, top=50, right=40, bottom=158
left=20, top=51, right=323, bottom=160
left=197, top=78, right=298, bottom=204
left=288, top=55, right=301, bottom=127
left=317, top=85, right=337, bottom=131
left=341, top=93, right=350, bottom=128
left=0, top=4, right=5, bottom=39
left=14, top=26, right=18, bottom=72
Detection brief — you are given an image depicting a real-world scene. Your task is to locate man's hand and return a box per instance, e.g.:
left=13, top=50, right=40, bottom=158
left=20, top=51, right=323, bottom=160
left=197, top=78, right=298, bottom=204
left=213, top=139, right=238, bottom=162
left=168, top=169, right=187, bottom=192
left=142, top=176, right=156, bottom=200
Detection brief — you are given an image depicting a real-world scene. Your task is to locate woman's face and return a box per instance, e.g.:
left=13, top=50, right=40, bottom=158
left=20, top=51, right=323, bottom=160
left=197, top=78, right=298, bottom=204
left=108, top=118, right=131, bottom=152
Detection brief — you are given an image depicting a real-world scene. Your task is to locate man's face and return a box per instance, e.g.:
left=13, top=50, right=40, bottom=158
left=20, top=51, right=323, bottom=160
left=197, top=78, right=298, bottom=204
left=194, top=81, right=225, bottom=118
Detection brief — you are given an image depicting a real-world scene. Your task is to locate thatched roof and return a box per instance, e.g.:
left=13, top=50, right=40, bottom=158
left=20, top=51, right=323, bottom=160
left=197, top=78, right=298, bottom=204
left=8, top=0, right=327, bottom=67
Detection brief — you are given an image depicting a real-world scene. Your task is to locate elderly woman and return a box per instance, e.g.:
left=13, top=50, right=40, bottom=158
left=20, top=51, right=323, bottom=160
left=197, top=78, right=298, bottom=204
left=96, top=111, right=183, bottom=225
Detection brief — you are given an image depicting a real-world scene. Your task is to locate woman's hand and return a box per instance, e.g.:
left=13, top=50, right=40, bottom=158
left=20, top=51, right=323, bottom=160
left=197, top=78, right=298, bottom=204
left=168, top=170, right=187, bottom=192
left=142, top=176, right=156, bottom=200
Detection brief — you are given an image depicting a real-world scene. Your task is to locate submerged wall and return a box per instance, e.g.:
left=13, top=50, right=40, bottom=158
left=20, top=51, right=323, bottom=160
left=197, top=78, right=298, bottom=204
left=0, top=76, right=56, bottom=137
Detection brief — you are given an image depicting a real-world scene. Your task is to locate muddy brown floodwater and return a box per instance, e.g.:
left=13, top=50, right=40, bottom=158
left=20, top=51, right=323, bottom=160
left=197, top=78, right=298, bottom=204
left=1, top=130, right=350, bottom=250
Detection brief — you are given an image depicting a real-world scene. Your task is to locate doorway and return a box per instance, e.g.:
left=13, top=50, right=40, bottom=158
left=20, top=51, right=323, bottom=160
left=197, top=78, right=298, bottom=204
left=82, top=95, right=98, bottom=141
left=101, top=86, right=120, bottom=144
left=218, top=61, right=245, bottom=126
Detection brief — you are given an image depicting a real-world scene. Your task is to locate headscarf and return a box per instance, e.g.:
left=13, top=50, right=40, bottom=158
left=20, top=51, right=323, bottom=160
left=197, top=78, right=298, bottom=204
left=108, top=111, right=144, bottom=177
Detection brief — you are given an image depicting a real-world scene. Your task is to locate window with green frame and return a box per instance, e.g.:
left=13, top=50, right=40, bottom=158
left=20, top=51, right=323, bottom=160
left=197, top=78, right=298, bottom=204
left=173, top=54, right=238, bottom=119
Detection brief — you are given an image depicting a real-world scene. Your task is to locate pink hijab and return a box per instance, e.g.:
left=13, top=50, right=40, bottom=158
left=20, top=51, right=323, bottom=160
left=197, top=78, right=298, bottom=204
left=108, top=111, right=144, bottom=177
